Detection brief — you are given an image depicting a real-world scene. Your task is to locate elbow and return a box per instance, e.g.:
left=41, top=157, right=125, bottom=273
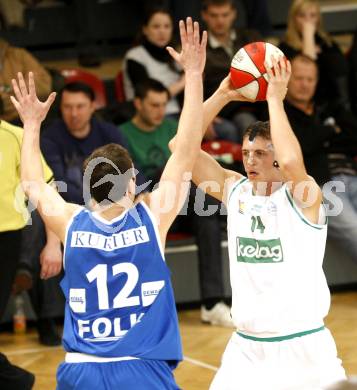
left=278, top=156, right=302, bottom=174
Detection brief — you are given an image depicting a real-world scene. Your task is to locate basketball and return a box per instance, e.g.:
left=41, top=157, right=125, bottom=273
left=230, top=42, right=285, bottom=101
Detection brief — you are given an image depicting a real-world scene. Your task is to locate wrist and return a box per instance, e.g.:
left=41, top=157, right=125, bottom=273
left=23, top=121, right=41, bottom=132
left=267, top=97, right=284, bottom=107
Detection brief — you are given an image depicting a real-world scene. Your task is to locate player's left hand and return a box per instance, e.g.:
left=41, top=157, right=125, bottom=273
left=10, top=72, right=56, bottom=125
left=40, top=242, right=62, bottom=279
left=265, top=56, right=291, bottom=102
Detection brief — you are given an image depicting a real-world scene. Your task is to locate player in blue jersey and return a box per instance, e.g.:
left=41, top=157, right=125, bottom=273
left=12, top=18, right=207, bottom=390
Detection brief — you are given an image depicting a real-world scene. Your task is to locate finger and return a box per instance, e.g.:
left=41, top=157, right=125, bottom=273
left=17, top=72, right=29, bottom=97
left=200, top=30, right=208, bottom=50
left=11, top=78, right=23, bottom=102
left=272, top=55, right=280, bottom=78
left=28, top=71, right=37, bottom=99
left=166, top=46, right=180, bottom=61
left=179, top=19, right=187, bottom=48
left=44, top=92, right=57, bottom=113
left=186, top=17, right=193, bottom=46
left=10, top=95, right=20, bottom=111
left=193, top=20, right=200, bottom=48
left=264, top=61, right=274, bottom=79
left=286, top=59, right=292, bottom=77
left=279, top=57, right=286, bottom=79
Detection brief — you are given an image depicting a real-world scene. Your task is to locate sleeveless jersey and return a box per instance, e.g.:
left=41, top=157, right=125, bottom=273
left=227, top=177, right=330, bottom=335
left=61, top=201, right=182, bottom=364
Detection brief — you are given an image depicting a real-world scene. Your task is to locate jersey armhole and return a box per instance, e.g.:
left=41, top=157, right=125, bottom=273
left=227, top=177, right=248, bottom=206
left=62, top=207, right=85, bottom=270
left=139, top=201, right=165, bottom=262
left=285, top=187, right=327, bottom=230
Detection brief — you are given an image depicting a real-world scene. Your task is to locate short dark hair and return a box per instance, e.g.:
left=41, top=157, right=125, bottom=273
left=83, top=143, right=133, bottom=204
left=243, top=121, right=271, bottom=141
left=291, top=53, right=319, bottom=73
left=60, top=82, right=95, bottom=102
left=134, top=78, right=170, bottom=100
left=201, top=0, right=236, bottom=11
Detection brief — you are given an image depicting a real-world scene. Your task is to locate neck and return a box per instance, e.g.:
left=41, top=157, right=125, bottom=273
left=132, top=115, right=156, bottom=132
left=252, top=181, right=283, bottom=196
left=69, top=122, right=91, bottom=139
left=95, top=196, right=134, bottom=221
left=211, top=30, right=231, bottom=45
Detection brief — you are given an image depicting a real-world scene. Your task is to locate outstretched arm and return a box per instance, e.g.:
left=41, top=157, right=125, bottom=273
left=11, top=72, right=80, bottom=242
left=146, top=18, right=206, bottom=243
left=266, top=57, right=322, bottom=223
left=169, top=76, right=250, bottom=203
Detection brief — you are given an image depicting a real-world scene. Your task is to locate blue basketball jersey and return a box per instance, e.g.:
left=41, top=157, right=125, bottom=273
left=61, top=201, right=182, bottom=365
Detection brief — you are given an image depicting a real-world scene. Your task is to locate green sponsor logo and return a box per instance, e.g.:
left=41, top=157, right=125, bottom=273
left=236, top=237, right=283, bottom=263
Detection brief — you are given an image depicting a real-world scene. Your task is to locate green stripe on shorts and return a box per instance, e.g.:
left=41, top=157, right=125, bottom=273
left=237, top=326, right=325, bottom=342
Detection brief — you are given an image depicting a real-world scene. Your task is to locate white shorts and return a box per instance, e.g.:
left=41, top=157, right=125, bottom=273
left=210, top=328, right=346, bottom=390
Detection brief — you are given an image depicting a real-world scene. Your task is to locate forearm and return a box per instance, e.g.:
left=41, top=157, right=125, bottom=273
left=44, top=222, right=61, bottom=247
left=302, top=33, right=317, bottom=59
left=21, top=121, right=45, bottom=192
left=268, top=99, right=304, bottom=166
left=202, top=88, right=230, bottom=138
left=175, top=72, right=203, bottom=158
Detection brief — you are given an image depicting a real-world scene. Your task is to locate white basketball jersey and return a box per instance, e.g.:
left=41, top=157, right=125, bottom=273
left=227, top=177, right=330, bottom=335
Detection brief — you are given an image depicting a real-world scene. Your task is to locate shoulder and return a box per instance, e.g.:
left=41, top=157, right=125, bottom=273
left=161, top=118, right=178, bottom=131
left=125, top=46, right=148, bottom=61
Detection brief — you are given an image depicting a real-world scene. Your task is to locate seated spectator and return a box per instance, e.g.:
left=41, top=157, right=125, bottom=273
left=119, top=78, right=234, bottom=327
left=41, top=82, right=127, bottom=204
left=0, top=118, right=57, bottom=389
left=0, top=38, right=52, bottom=124
left=279, top=0, right=351, bottom=110
left=284, top=54, right=357, bottom=260
left=123, top=6, right=184, bottom=117
left=122, top=5, right=237, bottom=142
left=201, top=0, right=262, bottom=138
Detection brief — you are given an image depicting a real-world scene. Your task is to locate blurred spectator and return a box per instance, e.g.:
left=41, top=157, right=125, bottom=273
left=350, top=27, right=357, bottom=115
left=0, top=38, right=52, bottom=124
left=123, top=6, right=184, bottom=117
left=0, top=119, right=55, bottom=389
left=284, top=54, right=357, bottom=260
left=15, top=208, right=64, bottom=346
left=123, top=5, right=238, bottom=142
left=119, top=78, right=234, bottom=327
left=279, top=0, right=351, bottom=111
left=201, top=0, right=261, bottom=138
left=41, top=82, right=127, bottom=204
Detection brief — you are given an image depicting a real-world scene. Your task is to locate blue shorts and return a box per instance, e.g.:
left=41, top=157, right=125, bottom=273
left=56, top=359, right=180, bottom=390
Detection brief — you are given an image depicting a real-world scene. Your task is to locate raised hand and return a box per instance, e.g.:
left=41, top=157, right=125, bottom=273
left=166, top=17, right=207, bottom=75
left=10, top=72, right=56, bottom=125
left=265, top=56, right=291, bottom=102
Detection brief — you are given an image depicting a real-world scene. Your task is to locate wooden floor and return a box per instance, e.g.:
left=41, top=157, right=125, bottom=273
left=2, top=291, right=357, bottom=389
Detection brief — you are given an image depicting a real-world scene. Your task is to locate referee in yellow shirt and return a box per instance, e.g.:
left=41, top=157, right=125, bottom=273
left=0, top=120, right=53, bottom=389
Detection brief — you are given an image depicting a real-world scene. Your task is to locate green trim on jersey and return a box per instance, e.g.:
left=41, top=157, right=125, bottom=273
left=237, top=325, right=325, bottom=342
left=228, top=177, right=248, bottom=204
left=285, top=188, right=326, bottom=230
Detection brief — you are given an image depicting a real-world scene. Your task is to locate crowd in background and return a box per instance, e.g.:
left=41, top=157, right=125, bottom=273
left=1, top=0, right=357, bottom=387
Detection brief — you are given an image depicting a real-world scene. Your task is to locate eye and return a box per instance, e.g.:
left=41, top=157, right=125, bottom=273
left=255, top=150, right=265, bottom=157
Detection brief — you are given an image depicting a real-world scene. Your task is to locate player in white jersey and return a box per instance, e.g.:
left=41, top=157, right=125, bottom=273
left=171, top=57, right=346, bottom=389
